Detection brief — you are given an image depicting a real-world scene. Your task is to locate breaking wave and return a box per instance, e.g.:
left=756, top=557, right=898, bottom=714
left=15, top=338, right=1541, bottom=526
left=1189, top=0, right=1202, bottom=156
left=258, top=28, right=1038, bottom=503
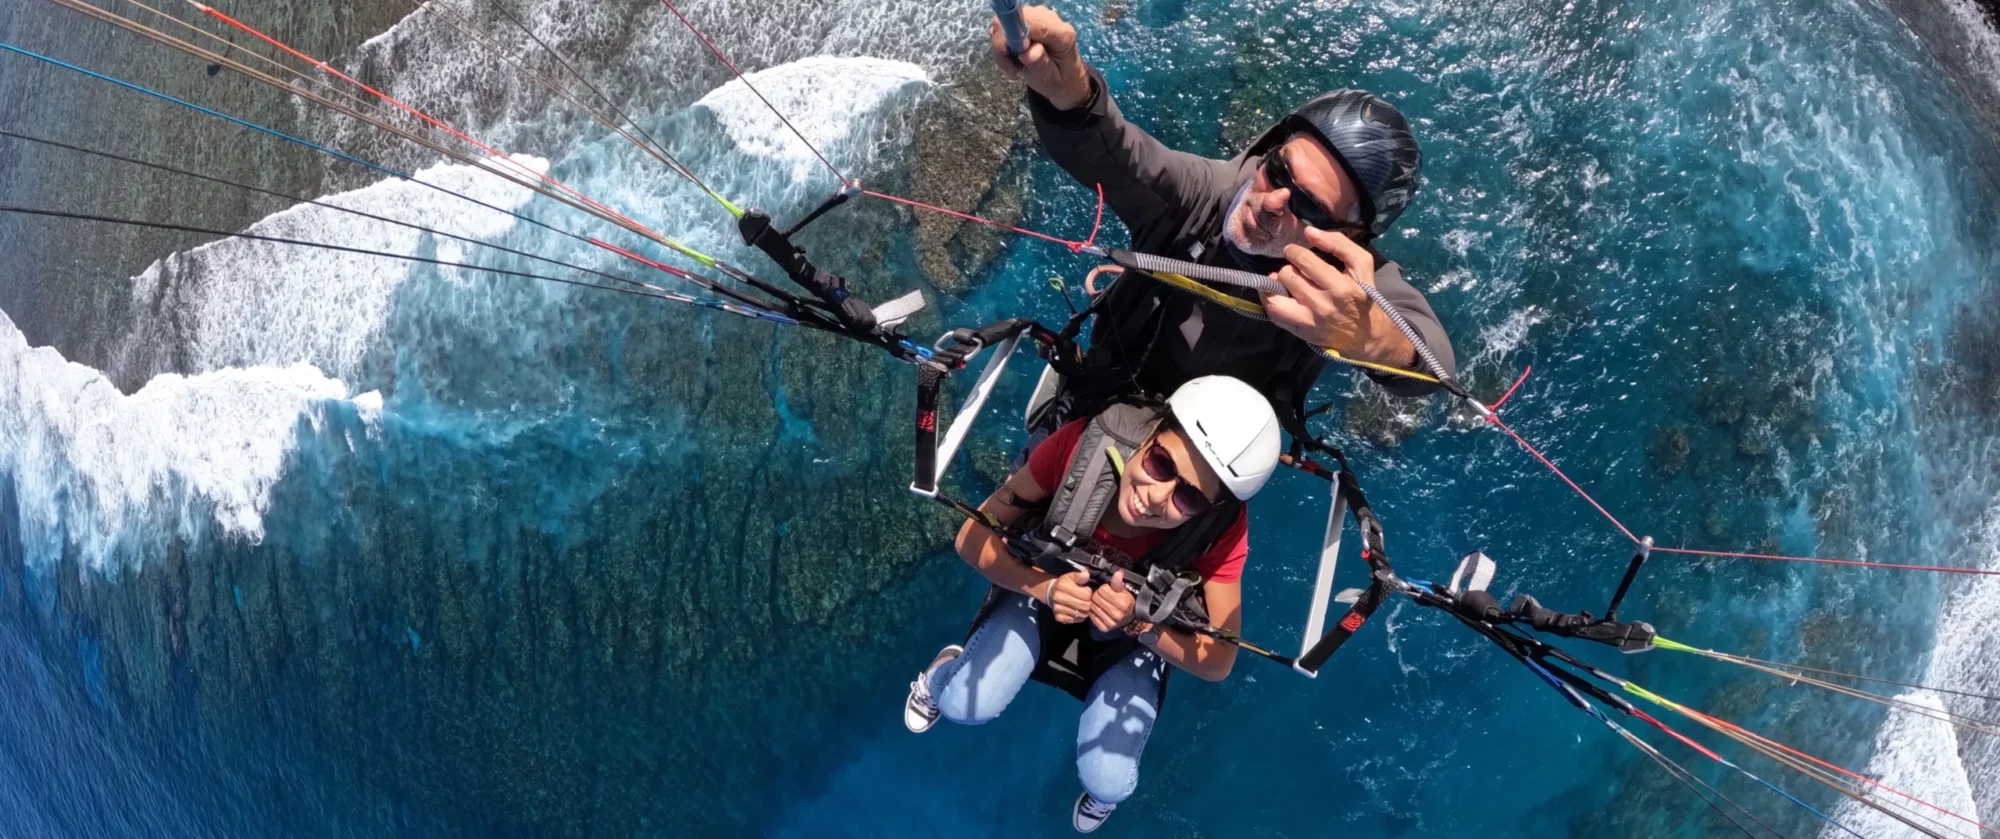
left=695, top=55, right=930, bottom=179
left=13, top=16, right=950, bottom=583
left=115, top=157, right=544, bottom=381
left=1828, top=508, right=2000, bottom=836
left=1, top=309, right=352, bottom=571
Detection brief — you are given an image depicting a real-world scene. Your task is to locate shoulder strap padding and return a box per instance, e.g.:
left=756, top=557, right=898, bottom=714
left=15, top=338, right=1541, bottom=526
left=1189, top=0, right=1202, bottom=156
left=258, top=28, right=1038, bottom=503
left=1046, top=403, right=1164, bottom=544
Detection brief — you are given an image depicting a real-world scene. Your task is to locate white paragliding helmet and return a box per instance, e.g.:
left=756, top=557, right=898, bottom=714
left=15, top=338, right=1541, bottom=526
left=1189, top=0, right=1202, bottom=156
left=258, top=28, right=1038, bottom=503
left=1165, top=376, right=1284, bottom=501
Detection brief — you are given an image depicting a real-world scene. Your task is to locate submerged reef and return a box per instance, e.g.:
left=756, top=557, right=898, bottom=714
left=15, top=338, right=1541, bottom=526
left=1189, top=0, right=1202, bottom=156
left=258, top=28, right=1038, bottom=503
left=907, top=51, right=1031, bottom=292
left=0, top=205, right=985, bottom=835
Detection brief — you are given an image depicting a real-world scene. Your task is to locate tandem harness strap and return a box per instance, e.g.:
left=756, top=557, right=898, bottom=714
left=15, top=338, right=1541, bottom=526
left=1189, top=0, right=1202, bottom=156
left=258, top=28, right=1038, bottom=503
left=912, top=387, right=1402, bottom=676
left=910, top=318, right=1082, bottom=498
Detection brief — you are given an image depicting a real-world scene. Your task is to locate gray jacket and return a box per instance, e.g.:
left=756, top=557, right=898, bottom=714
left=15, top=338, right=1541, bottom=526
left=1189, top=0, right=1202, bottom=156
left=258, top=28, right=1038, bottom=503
left=1029, top=69, right=1456, bottom=405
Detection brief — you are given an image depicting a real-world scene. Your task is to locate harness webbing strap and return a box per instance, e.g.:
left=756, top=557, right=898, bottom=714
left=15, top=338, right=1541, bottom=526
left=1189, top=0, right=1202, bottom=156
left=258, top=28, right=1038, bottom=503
left=910, top=319, right=1054, bottom=497
left=931, top=456, right=1389, bottom=676
left=1134, top=567, right=1197, bottom=624
left=1294, top=469, right=1395, bottom=675
left=912, top=362, right=948, bottom=496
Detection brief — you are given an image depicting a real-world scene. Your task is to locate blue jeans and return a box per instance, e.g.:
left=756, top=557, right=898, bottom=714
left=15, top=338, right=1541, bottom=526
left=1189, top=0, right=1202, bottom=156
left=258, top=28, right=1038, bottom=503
left=926, top=592, right=1166, bottom=804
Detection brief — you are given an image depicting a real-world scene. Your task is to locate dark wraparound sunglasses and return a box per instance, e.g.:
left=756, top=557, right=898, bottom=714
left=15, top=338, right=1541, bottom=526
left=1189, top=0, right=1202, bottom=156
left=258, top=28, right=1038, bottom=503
left=1140, top=443, right=1215, bottom=518
left=1260, top=150, right=1362, bottom=234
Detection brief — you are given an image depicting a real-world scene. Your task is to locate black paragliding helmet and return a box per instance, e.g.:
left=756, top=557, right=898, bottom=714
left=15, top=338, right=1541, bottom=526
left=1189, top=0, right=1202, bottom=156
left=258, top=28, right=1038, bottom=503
left=1243, top=89, right=1423, bottom=240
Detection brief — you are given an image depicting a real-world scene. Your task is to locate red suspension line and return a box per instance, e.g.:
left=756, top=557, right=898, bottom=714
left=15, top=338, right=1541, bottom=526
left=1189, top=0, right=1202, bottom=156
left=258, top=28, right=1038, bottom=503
left=1479, top=371, right=1999, bottom=576
left=862, top=184, right=1104, bottom=253
left=1629, top=708, right=1726, bottom=763
left=1482, top=411, right=1642, bottom=544
left=188, top=0, right=658, bottom=239
left=1650, top=545, right=1999, bottom=575
left=1684, top=704, right=2000, bottom=836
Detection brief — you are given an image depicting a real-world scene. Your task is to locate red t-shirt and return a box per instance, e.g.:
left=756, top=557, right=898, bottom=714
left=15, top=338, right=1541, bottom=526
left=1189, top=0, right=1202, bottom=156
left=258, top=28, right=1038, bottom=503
left=1025, top=419, right=1249, bottom=584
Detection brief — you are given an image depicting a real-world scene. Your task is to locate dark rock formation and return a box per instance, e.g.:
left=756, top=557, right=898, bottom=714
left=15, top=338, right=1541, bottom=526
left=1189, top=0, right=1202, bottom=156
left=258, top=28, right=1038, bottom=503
left=1648, top=426, right=1690, bottom=476
left=907, top=51, right=1031, bottom=291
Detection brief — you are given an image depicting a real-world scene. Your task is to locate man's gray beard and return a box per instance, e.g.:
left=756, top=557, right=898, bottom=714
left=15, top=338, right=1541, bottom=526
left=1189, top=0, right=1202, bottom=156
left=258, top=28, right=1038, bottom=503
left=1221, top=181, right=1290, bottom=258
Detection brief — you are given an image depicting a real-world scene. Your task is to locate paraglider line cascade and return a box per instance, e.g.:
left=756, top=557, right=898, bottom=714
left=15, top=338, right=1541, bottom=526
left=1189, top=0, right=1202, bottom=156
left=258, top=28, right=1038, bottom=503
left=183, top=0, right=661, bottom=242
left=0, top=26, right=822, bottom=325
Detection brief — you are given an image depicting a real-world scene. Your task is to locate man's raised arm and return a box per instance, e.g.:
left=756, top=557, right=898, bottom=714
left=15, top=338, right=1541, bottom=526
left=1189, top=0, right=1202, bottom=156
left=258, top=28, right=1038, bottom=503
left=990, top=7, right=1236, bottom=246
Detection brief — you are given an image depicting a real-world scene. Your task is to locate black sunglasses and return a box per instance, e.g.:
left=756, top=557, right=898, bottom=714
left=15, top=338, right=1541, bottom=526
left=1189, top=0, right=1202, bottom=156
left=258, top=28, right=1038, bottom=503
left=1260, top=151, right=1360, bottom=233
left=1139, top=443, right=1214, bottom=518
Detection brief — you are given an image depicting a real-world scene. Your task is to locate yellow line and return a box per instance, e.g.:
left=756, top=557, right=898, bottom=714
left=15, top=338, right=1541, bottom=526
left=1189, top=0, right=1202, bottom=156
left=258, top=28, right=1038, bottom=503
left=1652, top=637, right=1698, bottom=653
left=1621, top=682, right=1684, bottom=712
left=709, top=191, right=746, bottom=218
left=1150, top=271, right=1267, bottom=317
left=1141, top=270, right=1441, bottom=385
left=1323, top=347, right=1443, bottom=383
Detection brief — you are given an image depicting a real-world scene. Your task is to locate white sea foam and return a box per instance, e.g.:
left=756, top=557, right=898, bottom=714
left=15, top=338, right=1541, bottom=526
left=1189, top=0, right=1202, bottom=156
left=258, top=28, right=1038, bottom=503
left=1908, top=509, right=2000, bottom=818
left=118, top=157, right=546, bottom=381
left=0, top=310, right=351, bottom=572
left=1478, top=307, right=1546, bottom=358
left=30, top=1, right=954, bottom=579
left=1937, top=0, right=2000, bottom=101
left=1820, top=509, right=2000, bottom=836
left=139, top=49, right=929, bottom=390
left=1459, top=306, right=1546, bottom=373
left=351, top=390, right=384, bottom=422
left=1823, top=692, right=1983, bottom=837
left=694, top=56, right=931, bottom=180
left=322, top=0, right=980, bottom=178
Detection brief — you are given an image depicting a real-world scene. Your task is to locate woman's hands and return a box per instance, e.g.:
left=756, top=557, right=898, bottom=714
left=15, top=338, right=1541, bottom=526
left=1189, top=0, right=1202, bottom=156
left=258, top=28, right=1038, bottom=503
left=1047, top=568, right=1140, bottom=632
left=1046, top=569, right=1094, bottom=624
left=1088, top=569, right=1138, bottom=632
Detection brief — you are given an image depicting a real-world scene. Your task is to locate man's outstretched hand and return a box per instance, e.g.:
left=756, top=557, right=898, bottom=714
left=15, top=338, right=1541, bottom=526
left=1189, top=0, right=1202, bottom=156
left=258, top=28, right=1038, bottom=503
left=1265, top=227, right=1418, bottom=369
left=989, top=6, right=1092, bottom=111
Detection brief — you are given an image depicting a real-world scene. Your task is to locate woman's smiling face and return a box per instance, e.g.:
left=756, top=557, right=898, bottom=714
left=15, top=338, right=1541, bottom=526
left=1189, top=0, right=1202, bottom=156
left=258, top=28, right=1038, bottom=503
left=1115, top=425, right=1225, bottom=530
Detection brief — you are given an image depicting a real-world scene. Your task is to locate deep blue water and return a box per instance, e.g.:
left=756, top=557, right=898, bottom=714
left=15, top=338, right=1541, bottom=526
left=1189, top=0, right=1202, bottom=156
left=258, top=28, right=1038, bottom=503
left=3, top=0, right=2000, bottom=836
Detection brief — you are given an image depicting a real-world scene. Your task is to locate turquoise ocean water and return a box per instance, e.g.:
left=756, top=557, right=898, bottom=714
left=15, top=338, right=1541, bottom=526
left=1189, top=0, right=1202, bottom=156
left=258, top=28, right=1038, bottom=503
left=2, top=0, right=1998, bottom=836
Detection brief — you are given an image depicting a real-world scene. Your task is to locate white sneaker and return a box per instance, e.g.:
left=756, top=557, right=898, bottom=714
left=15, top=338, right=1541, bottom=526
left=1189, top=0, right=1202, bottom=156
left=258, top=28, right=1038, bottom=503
left=903, top=645, right=963, bottom=733
left=1072, top=791, right=1116, bottom=833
